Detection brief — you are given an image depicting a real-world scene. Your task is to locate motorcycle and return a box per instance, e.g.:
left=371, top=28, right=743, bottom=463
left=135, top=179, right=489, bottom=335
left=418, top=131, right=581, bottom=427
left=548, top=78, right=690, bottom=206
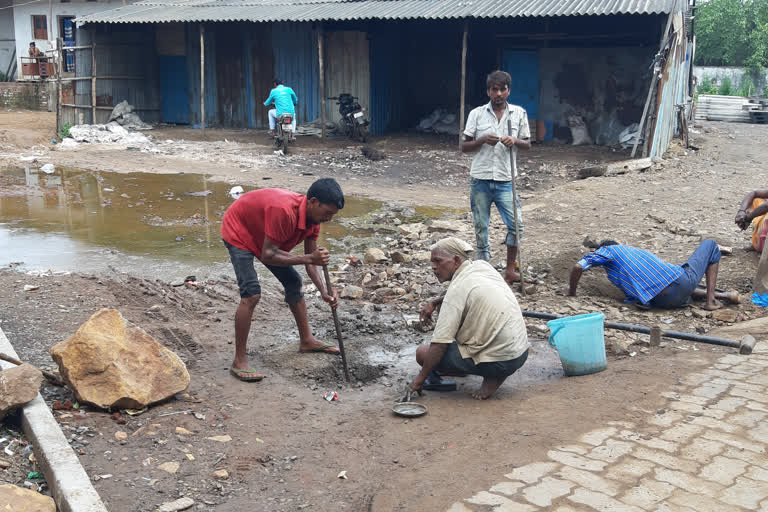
left=274, top=113, right=294, bottom=154
left=329, top=93, right=369, bottom=142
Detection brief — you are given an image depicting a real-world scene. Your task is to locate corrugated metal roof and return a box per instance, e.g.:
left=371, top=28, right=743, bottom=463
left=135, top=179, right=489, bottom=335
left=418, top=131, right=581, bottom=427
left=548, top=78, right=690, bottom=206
left=77, top=0, right=676, bottom=25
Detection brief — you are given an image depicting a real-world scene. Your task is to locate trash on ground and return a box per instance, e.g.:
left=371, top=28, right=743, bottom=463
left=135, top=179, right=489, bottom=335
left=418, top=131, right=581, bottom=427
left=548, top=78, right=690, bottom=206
left=67, top=122, right=151, bottom=145
left=229, top=186, right=244, bottom=200
left=322, top=391, right=339, bottom=402
left=108, top=100, right=153, bottom=130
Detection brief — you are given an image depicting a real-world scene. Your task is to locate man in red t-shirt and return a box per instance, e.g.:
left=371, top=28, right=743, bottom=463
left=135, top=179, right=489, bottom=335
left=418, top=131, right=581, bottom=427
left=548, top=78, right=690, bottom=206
left=221, top=178, right=345, bottom=381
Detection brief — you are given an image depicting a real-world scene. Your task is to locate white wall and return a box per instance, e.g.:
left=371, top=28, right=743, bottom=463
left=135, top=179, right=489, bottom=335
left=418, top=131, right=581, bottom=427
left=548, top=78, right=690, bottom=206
left=12, top=0, right=130, bottom=77
left=0, top=0, right=14, bottom=79
left=693, top=66, right=768, bottom=97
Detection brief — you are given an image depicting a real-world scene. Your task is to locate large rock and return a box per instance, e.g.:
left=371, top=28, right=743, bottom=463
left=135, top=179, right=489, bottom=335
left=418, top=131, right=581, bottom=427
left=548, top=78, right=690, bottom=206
left=397, top=223, right=425, bottom=237
left=0, top=484, right=56, bottom=512
left=390, top=251, right=411, bottom=264
left=711, top=309, right=739, bottom=323
left=0, top=364, right=42, bottom=421
left=364, top=248, right=388, bottom=264
left=427, top=220, right=464, bottom=233
left=50, top=309, right=190, bottom=410
left=340, top=286, right=363, bottom=299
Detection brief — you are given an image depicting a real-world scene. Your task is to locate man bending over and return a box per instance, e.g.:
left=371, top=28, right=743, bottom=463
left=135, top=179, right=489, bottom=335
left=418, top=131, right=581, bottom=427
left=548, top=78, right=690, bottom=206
left=221, top=178, right=344, bottom=381
left=568, top=240, right=739, bottom=310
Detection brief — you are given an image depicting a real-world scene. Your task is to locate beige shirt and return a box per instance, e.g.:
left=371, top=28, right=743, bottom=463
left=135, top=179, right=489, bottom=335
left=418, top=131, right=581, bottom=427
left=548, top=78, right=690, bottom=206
left=432, top=260, right=530, bottom=363
left=464, top=102, right=530, bottom=181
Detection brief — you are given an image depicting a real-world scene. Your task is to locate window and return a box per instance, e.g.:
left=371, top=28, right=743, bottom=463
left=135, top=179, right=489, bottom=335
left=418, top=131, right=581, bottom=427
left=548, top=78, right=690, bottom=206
left=32, top=15, right=47, bottom=40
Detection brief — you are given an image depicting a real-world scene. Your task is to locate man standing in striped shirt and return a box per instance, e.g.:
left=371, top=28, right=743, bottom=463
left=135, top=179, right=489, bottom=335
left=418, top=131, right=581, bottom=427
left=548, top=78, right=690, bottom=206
left=568, top=240, right=739, bottom=310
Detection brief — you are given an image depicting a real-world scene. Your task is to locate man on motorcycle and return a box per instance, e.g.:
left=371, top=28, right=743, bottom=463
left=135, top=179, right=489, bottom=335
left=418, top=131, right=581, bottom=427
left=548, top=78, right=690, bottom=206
left=264, top=79, right=298, bottom=136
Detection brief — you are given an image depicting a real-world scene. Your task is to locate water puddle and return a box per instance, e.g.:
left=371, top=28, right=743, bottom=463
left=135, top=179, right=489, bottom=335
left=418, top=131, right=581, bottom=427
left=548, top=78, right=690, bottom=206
left=0, top=166, right=453, bottom=278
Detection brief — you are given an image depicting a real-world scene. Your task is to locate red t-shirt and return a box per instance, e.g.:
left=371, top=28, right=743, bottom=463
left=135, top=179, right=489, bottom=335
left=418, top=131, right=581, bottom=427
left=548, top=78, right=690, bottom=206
left=221, top=188, right=320, bottom=260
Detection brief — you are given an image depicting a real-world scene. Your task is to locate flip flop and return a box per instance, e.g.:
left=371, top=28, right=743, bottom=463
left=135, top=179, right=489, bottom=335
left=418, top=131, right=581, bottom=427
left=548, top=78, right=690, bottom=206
left=299, top=343, right=340, bottom=355
left=230, top=368, right=265, bottom=382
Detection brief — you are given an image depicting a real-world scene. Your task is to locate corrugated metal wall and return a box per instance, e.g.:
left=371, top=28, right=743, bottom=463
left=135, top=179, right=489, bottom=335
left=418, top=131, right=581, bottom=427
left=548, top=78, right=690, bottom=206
left=214, top=24, right=249, bottom=127
left=248, top=24, right=275, bottom=128
left=70, top=25, right=160, bottom=125
left=272, top=22, right=320, bottom=125
left=72, top=27, right=93, bottom=126
left=369, top=24, right=404, bottom=134
left=324, top=30, right=370, bottom=126
left=186, top=23, right=218, bottom=127
left=650, top=11, right=688, bottom=158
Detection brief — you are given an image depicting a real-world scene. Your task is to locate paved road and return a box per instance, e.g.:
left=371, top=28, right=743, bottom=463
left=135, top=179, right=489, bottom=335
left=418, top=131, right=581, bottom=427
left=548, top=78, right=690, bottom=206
left=450, top=346, right=768, bottom=511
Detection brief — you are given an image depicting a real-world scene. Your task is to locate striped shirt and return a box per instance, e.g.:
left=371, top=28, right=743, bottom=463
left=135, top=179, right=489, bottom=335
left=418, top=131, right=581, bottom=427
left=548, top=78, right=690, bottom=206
left=578, top=245, right=684, bottom=305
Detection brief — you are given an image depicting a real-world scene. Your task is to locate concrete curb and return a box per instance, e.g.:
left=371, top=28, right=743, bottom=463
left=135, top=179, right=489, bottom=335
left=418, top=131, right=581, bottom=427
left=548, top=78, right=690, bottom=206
left=0, top=326, right=108, bottom=512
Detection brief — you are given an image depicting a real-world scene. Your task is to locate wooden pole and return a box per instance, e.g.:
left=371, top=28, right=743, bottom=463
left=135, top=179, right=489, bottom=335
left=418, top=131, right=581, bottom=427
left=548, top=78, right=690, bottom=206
left=91, top=42, right=96, bottom=124
left=322, top=265, right=350, bottom=381
left=507, top=119, right=525, bottom=295
left=458, top=20, right=468, bottom=148
left=56, top=37, right=61, bottom=135
left=48, top=0, right=53, bottom=43
left=318, top=25, right=326, bottom=139
left=200, top=24, right=205, bottom=136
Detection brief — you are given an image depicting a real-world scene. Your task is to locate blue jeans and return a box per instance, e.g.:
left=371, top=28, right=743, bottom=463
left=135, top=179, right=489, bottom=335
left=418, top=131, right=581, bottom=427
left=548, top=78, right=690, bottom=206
left=650, top=239, right=722, bottom=308
left=470, top=178, right=523, bottom=261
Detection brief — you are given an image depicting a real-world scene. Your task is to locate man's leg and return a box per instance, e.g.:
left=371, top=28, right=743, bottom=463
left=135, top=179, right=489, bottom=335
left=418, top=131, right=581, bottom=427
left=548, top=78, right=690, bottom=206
left=494, top=181, right=524, bottom=283
left=225, top=242, right=265, bottom=381
left=682, top=239, right=723, bottom=310
left=266, top=264, right=340, bottom=354
left=268, top=109, right=277, bottom=134
left=233, top=296, right=264, bottom=378
left=472, top=349, right=529, bottom=400
left=470, top=178, right=493, bottom=261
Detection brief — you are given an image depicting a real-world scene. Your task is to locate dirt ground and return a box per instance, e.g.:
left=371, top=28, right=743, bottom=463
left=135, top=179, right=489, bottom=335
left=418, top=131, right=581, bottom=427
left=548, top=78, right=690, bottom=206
left=0, top=110, right=767, bottom=511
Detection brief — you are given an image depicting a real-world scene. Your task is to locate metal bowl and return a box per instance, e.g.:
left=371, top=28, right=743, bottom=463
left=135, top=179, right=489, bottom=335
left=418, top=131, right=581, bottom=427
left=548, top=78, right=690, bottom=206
left=392, top=401, right=428, bottom=417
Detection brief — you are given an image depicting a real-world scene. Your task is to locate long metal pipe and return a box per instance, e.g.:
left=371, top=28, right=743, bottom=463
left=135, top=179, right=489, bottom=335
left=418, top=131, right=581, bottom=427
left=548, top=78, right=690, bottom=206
left=522, top=310, right=741, bottom=349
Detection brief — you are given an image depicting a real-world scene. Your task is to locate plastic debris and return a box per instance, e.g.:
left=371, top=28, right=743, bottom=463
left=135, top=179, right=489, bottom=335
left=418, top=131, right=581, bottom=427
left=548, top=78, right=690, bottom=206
left=229, top=186, right=244, bottom=200
left=337, top=470, right=348, bottom=479
left=69, top=122, right=151, bottom=145
left=40, top=163, right=55, bottom=174
left=322, top=391, right=339, bottom=402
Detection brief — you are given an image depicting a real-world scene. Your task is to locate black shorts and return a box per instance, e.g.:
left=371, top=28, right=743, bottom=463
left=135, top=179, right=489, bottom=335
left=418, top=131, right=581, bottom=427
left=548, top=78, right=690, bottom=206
left=224, top=240, right=303, bottom=304
left=436, top=342, right=529, bottom=379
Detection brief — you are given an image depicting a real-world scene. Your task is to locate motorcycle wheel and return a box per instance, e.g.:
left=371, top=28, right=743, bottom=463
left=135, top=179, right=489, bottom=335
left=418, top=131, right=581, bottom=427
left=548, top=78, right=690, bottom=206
left=358, top=125, right=369, bottom=143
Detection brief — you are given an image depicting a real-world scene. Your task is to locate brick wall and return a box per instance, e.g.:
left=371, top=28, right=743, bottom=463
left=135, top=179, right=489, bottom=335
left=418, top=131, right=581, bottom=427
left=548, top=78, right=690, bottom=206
left=0, top=82, right=50, bottom=110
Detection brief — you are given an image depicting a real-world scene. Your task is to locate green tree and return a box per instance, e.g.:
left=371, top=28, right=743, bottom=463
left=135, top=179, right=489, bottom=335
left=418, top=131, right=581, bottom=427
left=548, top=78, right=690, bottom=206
left=695, top=0, right=749, bottom=66
left=695, top=0, right=768, bottom=69
left=719, top=76, right=733, bottom=94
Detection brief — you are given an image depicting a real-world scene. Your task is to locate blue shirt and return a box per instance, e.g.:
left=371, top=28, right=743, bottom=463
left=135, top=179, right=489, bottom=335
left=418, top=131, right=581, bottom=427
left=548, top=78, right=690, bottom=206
left=578, top=245, right=684, bottom=305
left=264, top=85, right=297, bottom=116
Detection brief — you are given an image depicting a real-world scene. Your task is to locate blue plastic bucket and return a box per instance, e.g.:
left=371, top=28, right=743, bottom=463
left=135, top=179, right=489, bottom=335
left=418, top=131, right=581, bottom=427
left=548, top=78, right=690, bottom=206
left=547, top=313, right=607, bottom=376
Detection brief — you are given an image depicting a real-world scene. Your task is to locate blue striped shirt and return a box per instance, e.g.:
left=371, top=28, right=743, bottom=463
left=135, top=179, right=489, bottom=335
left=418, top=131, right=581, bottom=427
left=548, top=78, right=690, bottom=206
left=578, top=245, right=684, bottom=305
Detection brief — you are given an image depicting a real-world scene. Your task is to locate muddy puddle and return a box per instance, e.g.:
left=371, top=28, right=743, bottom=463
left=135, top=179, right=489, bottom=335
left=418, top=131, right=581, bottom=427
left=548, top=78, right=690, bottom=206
left=0, top=166, right=451, bottom=278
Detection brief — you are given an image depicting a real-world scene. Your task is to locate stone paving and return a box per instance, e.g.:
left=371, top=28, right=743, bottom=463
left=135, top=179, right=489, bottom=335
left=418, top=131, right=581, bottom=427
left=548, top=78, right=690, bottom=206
left=448, top=348, right=768, bottom=511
